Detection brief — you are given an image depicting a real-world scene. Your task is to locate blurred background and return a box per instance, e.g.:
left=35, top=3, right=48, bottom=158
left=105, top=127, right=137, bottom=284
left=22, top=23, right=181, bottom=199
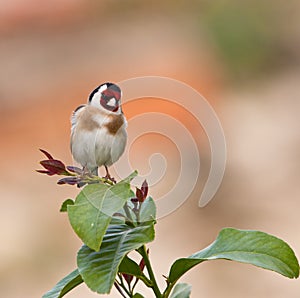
left=1, top=1, right=300, bottom=297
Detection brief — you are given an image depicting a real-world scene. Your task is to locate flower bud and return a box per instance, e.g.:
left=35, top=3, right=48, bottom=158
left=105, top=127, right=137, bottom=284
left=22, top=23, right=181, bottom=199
left=141, top=180, right=148, bottom=198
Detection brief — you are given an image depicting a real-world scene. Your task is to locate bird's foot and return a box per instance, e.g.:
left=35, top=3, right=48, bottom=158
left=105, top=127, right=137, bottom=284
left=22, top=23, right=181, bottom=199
left=103, top=166, right=116, bottom=184
left=82, top=166, right=94, bottom=176
left=76, top=166, right=92, bottom=187
left=103, top=173, right=116, bottom=184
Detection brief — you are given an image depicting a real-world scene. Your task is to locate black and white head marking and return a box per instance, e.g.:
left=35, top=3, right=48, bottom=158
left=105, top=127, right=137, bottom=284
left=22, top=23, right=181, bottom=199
left=88, top=82, right=122, bottom=113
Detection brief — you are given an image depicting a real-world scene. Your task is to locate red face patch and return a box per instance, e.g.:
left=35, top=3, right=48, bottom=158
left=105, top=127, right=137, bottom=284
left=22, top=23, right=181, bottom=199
left=101, top=89, right=121, bottom=101
left=100, top=89, right=121, bottom=112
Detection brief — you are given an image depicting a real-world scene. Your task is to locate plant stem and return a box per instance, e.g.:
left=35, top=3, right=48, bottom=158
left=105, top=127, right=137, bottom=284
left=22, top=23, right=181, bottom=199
left=118, top=274, right=133, bottom=297
left=162, top=283, right=174, bottom=298
left=114, top=282, right=128, bottom=298
left=138, top=245, right=162, bottom=298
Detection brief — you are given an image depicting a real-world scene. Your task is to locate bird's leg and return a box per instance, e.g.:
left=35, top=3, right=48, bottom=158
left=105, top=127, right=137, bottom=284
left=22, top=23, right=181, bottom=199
left=91, top=167, right=98, bottom=176
left=82, top=166, right=90, bottom=175
left=76, top=166, right=89, bottom=188
left=104, top=165, right=116, bottom=183
left=80, top=166, right=98, bottom=176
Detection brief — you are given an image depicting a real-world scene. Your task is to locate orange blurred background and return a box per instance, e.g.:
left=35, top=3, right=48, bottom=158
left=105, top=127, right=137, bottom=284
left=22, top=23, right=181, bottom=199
left=1, top=1, right=300, bottom=297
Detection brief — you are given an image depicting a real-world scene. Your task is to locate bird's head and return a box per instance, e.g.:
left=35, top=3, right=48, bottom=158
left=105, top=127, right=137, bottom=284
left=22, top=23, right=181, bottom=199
left=88, top=82, right=122, bottom=113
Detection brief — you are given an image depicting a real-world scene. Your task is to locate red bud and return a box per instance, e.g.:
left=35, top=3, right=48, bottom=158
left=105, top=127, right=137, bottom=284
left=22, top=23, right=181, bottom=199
left=136, top=188, right=144, bottom=202
left=36, top=170, right=51, bottom=174
left=122, top=273, right=133, bottom=285
left=131, top=197, right=139, bottom=203
left=57, top=177, right=80, bottom=185
left=66, top=166, right=83, bottom=174
left=139, top=257, right=146, bottom=272
left=39, top=149, right=54, bottom=160
left=141, top=180, right=148, bottom=198
left=40, top=159, right=68, bottom=175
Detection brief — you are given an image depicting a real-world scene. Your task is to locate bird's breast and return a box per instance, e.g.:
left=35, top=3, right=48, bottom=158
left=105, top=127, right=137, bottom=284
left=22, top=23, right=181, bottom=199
left=75, top=106, right=126, bottom=135
left=105, top=114, right=126, bottom=135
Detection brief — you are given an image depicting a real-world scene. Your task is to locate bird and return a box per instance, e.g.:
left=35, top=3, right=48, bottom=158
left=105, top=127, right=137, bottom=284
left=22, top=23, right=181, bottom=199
left=70, top=82, right=127, bottom=182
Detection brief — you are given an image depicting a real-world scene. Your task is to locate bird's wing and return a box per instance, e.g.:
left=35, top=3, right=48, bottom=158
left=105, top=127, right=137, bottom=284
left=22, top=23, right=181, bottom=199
left=71, top=104, right=86, bottom=131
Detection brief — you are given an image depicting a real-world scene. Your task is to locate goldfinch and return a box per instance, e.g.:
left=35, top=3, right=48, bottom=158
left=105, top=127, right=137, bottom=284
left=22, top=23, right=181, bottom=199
left=70, top=82, right=127, bottom=181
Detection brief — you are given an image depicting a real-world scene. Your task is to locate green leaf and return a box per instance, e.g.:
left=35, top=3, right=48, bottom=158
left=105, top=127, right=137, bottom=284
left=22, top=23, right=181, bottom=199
left=68, top=172, right=137, bottom=251
left=133, top=294, right=145, bottom=298
left=118, top=256, right=151, bottom=287
left=60, top=199, right=74, bottom=212
left=169, top=228, right=299, bottom=285
left=117, top=196, right=156, bottom=224
left=120, top=170, right=138, bottom=184
left=77, top=223, right=155, bottom=294
left=42, top=269, right=83, bottom=298
left=110, top=215, right=126, bottom=225
left=118, top=255, right=143, bottom=277
left=139, top=197, right=156, bottom=223
left=170, top=283, right=192, bottom=298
